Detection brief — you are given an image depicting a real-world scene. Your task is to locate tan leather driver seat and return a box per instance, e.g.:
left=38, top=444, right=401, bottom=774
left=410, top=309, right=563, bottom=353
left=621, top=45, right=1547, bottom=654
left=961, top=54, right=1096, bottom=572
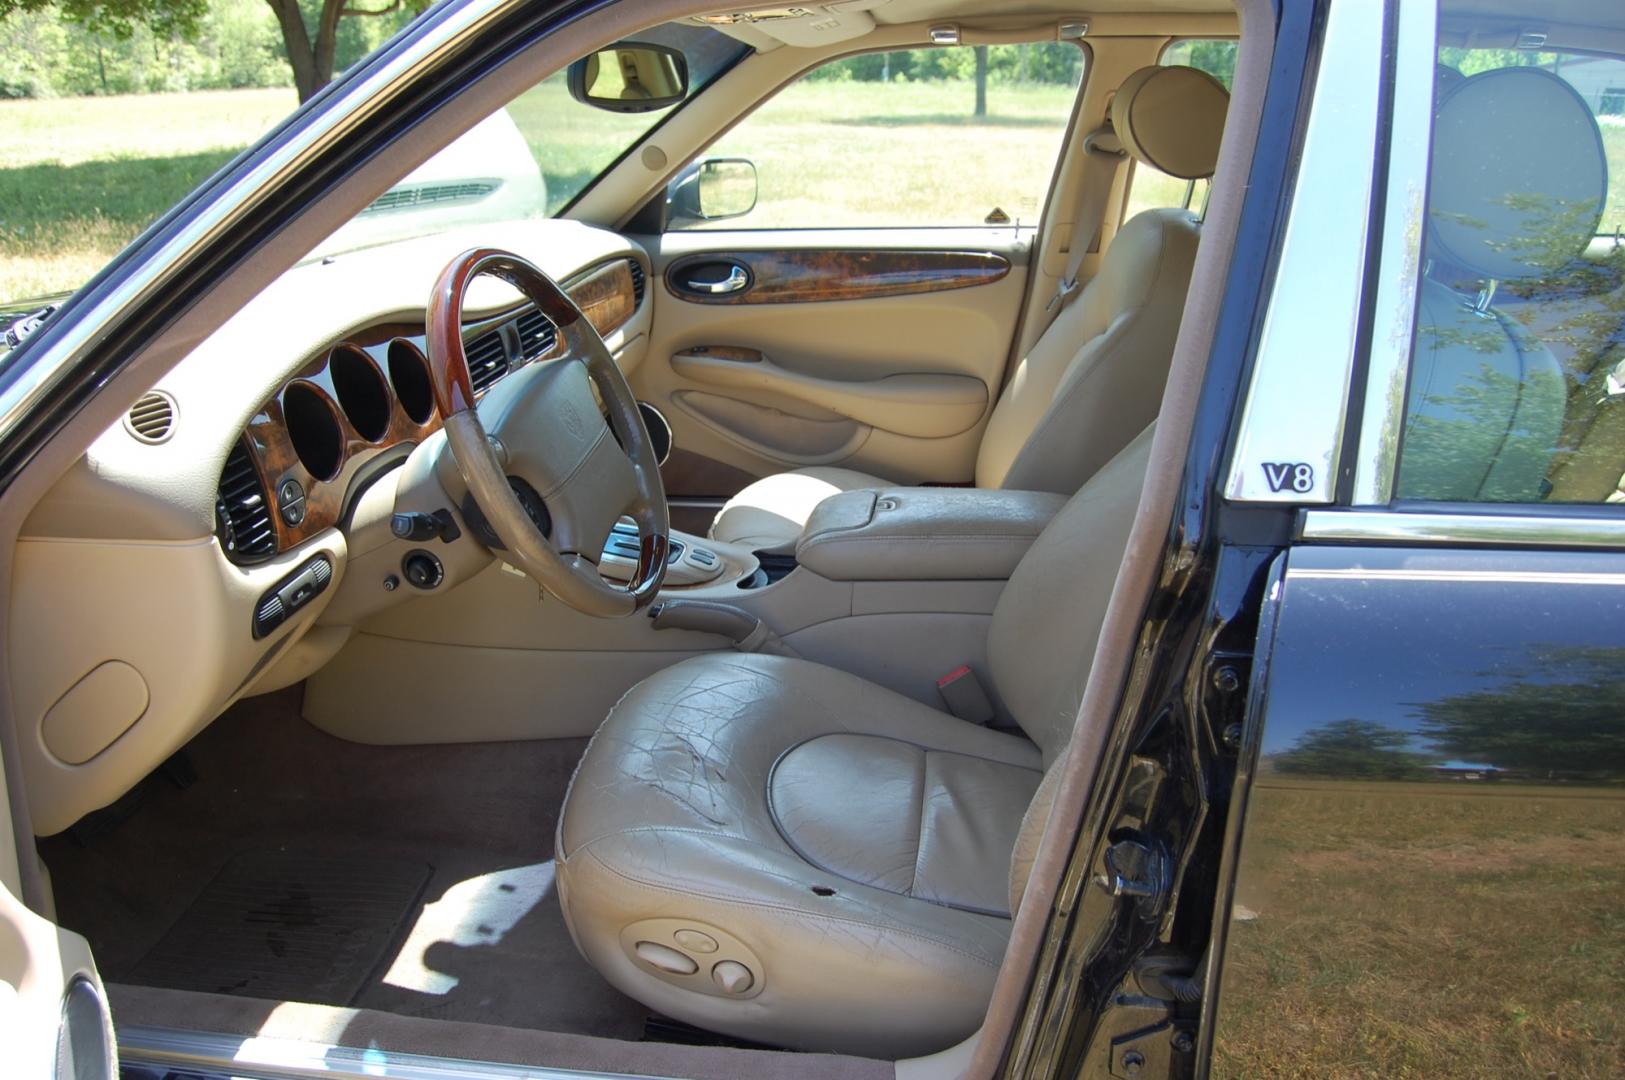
left=706, top=65, right=1226, bottom=553
left=556, top=425, right=1154, bottom=1057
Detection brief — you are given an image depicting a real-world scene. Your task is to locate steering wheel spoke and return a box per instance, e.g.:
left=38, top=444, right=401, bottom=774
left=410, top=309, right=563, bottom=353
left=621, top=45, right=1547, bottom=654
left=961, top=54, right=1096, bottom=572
left=427, top=249, right=670, bottom=616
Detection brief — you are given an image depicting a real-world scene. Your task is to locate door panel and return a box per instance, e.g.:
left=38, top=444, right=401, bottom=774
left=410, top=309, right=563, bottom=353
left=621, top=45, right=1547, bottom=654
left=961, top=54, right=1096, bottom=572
left=635, top=228, right=1032, bottom=494
left=1213, top=543, right=1625, bottom=1077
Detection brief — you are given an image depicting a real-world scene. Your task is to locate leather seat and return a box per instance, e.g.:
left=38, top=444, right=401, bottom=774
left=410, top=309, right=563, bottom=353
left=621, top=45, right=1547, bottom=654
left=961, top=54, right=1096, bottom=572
left=557, top=425, right=1154, bottom=1057
left=707, top=64, right=1227, bottom=553
left=1398, top=66, right=1606, bottom=501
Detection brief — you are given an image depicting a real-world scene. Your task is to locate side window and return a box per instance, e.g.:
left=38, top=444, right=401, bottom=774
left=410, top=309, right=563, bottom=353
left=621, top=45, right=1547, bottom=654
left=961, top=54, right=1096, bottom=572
left=670, top=44, right=1084, bottom=230
left=1392, top=42, right=1625, bottom=504
left=1121, top=39, right=1237, bottom=219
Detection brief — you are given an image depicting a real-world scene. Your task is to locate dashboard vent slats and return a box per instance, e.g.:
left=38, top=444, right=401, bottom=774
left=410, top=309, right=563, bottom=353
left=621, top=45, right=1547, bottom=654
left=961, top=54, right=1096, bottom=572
left=515, top=308, right=557, bottom=361
left=216, top=440, right=276, bottom=563
left=464, top=327, right=510, bottom=394
left=627, top=259, right=646, bottom=307
left=125, top=391, right=176, bottom=443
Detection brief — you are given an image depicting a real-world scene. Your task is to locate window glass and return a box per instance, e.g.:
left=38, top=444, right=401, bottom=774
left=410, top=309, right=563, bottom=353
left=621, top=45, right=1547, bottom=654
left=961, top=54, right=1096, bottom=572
left=671, top=44, right=1084, bottom=230
left=1121, top=39, right=1237, bottom=220
left=1391, top=40, right=1625, bottom=504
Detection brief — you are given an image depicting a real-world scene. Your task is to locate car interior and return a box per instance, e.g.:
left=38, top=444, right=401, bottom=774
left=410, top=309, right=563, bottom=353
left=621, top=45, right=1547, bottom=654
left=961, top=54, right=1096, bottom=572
left=7, top=0, right=1624, bottom=1075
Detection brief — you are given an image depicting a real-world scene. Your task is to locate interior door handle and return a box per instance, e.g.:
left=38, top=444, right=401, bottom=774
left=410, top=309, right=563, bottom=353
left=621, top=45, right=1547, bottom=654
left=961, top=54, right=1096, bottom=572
left=687, top=265, right=749, bottom=294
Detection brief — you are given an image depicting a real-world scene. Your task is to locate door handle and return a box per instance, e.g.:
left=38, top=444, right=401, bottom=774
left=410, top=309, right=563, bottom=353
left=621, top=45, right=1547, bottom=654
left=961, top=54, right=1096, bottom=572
left=687, top=265, right=749, bottom=294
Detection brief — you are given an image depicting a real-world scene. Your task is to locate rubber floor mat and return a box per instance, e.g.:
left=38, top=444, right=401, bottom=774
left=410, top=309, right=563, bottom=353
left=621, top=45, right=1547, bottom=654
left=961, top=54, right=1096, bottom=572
left=129, top=851, right=431, bottom=1004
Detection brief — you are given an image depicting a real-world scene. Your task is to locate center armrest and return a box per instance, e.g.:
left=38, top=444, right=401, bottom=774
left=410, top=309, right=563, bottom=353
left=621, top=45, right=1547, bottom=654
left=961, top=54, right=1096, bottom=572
left=795, top=488, right=1067, bottom=582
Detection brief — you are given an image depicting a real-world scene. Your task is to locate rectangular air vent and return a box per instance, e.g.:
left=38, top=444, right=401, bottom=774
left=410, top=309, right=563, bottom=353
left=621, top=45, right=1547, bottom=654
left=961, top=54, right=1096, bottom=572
left=362, top=181, right=498, bottom=215
left=627, top=259, right=646, bottom=307
left=464, top=326, right=510, bottom=394
left=216, top=440, right=276, bottom=563
left=514, top=308, right=557, bottom=361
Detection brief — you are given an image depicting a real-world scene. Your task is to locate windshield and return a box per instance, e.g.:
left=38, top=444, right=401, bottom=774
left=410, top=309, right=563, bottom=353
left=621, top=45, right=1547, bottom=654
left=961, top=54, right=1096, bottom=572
left=0, top=20, right=747, bottom=307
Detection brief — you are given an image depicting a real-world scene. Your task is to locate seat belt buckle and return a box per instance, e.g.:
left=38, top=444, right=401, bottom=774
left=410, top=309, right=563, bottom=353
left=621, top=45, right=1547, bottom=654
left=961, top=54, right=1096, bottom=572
left=936, top=665, right=996, bottom=725
left=1046, top=276, right=1079, bottom=313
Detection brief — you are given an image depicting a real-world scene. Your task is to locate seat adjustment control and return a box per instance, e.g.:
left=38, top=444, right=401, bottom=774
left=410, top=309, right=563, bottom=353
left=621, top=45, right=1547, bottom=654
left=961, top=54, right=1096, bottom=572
left=712, top=960, right=754, bottom=995
left=635, top=941, right=698, bottom=975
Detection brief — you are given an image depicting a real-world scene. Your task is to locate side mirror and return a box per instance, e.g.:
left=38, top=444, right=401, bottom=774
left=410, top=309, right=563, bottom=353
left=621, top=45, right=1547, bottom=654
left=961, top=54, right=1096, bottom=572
left=667, top=159, right=759, bottom=227
left=567, top=42, right=688, bottom=113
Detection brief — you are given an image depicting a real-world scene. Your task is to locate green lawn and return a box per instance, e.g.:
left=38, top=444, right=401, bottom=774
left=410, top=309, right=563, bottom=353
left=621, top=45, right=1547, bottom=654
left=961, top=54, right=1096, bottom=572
left=1212, top=777, right=1625, bottom=1078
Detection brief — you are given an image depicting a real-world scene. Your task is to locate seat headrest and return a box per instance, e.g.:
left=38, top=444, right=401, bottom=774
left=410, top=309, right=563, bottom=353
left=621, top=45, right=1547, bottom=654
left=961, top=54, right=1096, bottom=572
left=1112, top=65, right=1229, bottom=180
left=1428, top=67, right=1607, bottom=281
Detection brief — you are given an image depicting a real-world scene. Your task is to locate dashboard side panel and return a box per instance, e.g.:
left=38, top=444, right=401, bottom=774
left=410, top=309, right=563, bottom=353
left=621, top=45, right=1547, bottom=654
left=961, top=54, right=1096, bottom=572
left=1210, top=543, right=1625, bottom=1077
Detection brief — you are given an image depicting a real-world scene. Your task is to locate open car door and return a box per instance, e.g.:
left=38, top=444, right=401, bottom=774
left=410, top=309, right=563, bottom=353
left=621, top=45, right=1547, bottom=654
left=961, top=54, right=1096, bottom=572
left=1, top=778, right=114, bottom=1080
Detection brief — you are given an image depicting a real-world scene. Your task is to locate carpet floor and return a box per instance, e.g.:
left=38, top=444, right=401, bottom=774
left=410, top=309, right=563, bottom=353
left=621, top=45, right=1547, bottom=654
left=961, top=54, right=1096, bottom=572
left=38, top=685, right=649, bottom=1039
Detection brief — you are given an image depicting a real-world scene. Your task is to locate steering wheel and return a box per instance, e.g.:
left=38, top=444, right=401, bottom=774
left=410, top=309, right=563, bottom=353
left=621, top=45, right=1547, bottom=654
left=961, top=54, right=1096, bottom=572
left=425, top=248, right=669, bottom=617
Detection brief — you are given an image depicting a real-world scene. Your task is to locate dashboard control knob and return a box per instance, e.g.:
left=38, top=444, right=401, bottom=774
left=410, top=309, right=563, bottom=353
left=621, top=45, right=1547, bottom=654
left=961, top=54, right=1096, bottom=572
left=402, top=549, right=444, bottom=590
left=277, top=478, right=307, bottom=527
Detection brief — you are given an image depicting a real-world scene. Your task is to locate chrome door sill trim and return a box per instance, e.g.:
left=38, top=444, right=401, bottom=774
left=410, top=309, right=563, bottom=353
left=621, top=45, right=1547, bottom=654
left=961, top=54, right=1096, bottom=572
left=119, top=1025, right=659, bottom=1080
left=1299, top=509, right=1625, bottom=549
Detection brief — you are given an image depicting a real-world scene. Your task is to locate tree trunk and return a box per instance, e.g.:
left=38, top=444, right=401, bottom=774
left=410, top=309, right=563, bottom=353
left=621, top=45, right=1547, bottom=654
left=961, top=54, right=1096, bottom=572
left=265, top=0, right=345, bottom=102
left=265, top=0, right=321, bottom=101
left=973, top=46, right=988, bottom=117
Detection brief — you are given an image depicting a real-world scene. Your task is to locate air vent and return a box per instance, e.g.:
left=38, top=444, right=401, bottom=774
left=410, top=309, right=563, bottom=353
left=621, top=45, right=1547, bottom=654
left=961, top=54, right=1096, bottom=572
left=627, top=259, right=646, bottom=307
left=216, top=440, right=276, bottom=564
left=125, top=391, right=176, bottom=443
left=362, top=181, right=498, bottom=215
left=465, top=327, right=510, bottom=394
left=515, top=308, right=557, bottom=361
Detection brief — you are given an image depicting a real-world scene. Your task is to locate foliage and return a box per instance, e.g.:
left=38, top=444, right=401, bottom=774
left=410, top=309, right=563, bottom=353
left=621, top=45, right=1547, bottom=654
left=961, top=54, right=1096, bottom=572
left=1414, top=646, right=1625, bottom=780
left=806, top=43, right=1083, bottom=87
left=1271, top=718, right=1432, bottom=780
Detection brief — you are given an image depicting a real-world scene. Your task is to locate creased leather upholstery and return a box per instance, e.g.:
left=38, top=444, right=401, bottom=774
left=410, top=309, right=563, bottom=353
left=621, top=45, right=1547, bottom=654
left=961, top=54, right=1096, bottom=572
left=708, top=67, right=1223, bottom=554
left=556, top=653, right=1042, bottom=1056
left=795, top=487, right=1068, bottom=582
left=557, top=428, right=1155, bottom=1056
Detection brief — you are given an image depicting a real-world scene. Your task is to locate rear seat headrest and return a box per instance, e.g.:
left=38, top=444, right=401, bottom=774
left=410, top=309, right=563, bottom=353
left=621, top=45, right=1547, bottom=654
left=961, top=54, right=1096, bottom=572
left=1428, top=67, right=1607, bottom=281
left=1112, top=65, right=1230, bottom=180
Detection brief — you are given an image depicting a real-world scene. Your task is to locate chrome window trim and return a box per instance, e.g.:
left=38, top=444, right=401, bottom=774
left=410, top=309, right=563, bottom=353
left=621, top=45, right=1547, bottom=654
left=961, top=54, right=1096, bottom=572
left=119, top=1025, right=653, bottom=1080
left=1223, top=0, right=1387, bottom=504
left=1299, top=508, right=1625, bottom=549
left=0, top=0, right=511, bottom=447
left=1348, top=0, right=1436, bottom=505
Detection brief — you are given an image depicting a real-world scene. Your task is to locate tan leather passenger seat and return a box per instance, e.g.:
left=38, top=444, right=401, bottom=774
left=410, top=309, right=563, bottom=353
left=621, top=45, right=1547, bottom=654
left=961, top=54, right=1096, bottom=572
left=706, top=64, right=1226, bottom=552
left=556, top=425, right=1154, bottom=1057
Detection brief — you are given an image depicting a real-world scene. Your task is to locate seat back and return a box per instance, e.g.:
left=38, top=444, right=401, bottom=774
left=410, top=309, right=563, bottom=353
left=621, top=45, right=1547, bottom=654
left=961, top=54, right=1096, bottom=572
left=987, top=423, right=1154, bottom=762
left=1397, top=66, right=1605, bottom=501
left=974, top=65, right=1227, bottom=496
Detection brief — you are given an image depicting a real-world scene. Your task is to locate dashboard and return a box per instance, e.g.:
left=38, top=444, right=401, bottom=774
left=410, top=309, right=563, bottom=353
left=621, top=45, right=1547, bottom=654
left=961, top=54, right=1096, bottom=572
left=221, top=255, right=645, bottom=564
left=12, top=220, right=652, bottom=835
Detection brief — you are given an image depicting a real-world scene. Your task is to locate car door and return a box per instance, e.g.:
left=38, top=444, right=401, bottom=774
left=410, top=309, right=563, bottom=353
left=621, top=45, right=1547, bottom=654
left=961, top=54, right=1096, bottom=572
left=1209, top=0, right=1625, bottom=1076
left=626, top=43, right=1089, bottom=522
left=0, top=782, right=114, bottom=1079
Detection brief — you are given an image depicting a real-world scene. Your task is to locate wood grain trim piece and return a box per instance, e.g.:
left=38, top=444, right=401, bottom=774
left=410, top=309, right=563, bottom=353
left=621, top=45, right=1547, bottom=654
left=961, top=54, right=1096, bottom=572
left=665, top=250, right=1010, bottom=305
left=569, top=258, right=638, bottom=338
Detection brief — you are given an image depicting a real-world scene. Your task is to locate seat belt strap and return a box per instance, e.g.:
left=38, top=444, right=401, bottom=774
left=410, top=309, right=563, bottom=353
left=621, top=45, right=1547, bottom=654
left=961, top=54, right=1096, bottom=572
left=1046, top=128, right=1128, bottom=315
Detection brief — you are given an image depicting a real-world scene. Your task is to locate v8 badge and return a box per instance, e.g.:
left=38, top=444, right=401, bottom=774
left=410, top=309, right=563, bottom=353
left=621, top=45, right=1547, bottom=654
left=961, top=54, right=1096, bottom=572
left=1262, top=461, right=1315, bottom=494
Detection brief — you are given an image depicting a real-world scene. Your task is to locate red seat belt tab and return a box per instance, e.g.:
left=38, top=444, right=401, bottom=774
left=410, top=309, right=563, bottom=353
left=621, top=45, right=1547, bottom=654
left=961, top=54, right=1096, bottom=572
left=936, top=665, right=996, bottom=725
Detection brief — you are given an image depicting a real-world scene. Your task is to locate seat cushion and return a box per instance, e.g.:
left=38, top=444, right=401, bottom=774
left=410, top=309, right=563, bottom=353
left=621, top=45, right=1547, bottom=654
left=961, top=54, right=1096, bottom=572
left=708, top=466, right=889, bottom=553
left=556, top=653, right=1042, bottom=1057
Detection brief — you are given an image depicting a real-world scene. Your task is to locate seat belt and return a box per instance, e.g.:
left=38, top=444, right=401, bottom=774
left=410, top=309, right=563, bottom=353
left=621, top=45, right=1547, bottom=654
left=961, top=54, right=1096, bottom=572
left=1045, top=127, right=1129, bottom=317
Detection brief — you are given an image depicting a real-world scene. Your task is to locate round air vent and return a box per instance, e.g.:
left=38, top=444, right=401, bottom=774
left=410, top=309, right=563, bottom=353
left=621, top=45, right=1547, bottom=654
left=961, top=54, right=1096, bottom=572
left=124, top=391, right=176, bottom=444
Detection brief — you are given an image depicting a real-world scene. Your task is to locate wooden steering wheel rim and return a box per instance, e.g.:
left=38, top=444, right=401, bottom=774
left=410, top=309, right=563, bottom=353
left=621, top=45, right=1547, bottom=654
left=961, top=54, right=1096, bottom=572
left=424, top=248, right=668, bottom=614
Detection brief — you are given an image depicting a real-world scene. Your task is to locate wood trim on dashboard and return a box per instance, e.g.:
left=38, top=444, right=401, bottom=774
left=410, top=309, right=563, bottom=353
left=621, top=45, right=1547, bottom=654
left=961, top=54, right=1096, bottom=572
left=664, top=249, right=1010, bottom=305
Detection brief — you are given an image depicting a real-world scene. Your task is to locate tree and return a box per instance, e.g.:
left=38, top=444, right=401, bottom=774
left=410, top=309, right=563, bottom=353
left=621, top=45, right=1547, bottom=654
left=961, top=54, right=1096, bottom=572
left=1270, top=719, right=1430, bottom=780
left=1413, top=646, right=1625, bottom=781
left=0, top=0, right=423, bottom=101
left=973, top=44, right=987, bottom=116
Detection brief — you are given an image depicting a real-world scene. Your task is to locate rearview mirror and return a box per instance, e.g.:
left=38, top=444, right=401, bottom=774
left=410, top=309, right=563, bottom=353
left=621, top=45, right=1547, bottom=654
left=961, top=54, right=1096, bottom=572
left=667, top=159, right=759, bottom=227
left=568, top=42, right=688, bottom=113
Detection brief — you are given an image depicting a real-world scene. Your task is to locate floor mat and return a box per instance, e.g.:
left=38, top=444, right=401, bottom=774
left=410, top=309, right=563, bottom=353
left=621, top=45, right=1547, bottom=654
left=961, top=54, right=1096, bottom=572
left=128, top=850, right=431, bottom=1004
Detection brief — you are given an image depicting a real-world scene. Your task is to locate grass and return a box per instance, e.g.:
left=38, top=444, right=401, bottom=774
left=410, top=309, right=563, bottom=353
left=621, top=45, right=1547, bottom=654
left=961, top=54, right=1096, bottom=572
left=1211, top=777, right=1625, bottom=1078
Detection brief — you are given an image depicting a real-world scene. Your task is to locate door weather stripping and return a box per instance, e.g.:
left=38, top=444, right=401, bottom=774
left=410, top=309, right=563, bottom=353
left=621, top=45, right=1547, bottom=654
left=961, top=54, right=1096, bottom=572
left=119, top=1026, right=655, bottom=1080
